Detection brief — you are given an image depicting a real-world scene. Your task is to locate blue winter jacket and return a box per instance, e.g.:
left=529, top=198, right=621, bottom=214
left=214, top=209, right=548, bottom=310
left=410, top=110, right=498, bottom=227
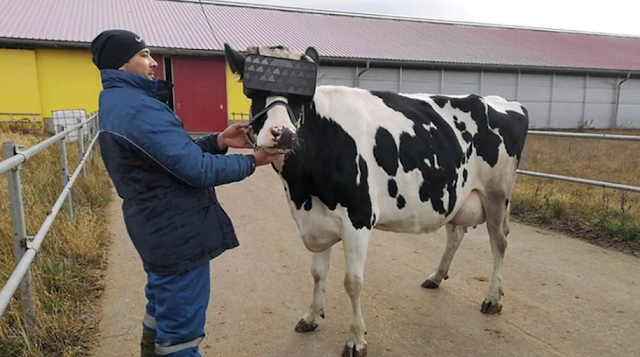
left=98, top=69, right=255, bottom=275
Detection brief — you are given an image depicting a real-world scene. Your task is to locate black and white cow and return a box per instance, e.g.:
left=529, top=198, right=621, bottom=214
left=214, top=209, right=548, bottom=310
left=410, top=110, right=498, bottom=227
left=225, top=44, right=529, bottom=357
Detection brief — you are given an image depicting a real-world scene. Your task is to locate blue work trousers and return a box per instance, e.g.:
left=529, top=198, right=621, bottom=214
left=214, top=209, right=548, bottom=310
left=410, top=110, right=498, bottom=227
left=143, top=262, right=210, bottom=357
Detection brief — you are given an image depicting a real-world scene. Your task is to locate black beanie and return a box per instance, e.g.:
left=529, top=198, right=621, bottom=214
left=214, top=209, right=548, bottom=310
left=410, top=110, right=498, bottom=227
left=91, top=30, right=148, bottom=70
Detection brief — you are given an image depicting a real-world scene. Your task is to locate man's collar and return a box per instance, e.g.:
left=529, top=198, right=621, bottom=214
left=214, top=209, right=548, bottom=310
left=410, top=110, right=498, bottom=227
left=101, top=69, right=174, bottom=104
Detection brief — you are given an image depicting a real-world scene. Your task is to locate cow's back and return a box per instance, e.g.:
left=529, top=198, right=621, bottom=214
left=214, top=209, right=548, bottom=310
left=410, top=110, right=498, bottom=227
left=280, top=86, right=528, bottom=235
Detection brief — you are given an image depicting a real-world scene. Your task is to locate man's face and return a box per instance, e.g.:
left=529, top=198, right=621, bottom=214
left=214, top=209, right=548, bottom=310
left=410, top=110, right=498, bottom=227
left=120, top=49, right=158, bottom=80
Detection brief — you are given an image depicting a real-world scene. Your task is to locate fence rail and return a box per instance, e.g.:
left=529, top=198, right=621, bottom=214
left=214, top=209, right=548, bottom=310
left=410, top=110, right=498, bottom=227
left=519, top=130, right=640, bottom=193
left=0, top=113, right=99, bottom=329
left=527, top=130, right=640, bottom=142
left=229, top=112, right=250, bottom=121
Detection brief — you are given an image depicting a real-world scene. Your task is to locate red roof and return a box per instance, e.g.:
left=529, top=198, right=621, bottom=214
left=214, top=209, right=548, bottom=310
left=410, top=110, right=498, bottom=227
left=1, top=0, right=640, bottom=72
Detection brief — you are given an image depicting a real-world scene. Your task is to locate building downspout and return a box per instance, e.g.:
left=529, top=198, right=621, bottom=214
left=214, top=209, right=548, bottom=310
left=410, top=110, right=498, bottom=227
left=613, top=72, right=631, bottom=128
left=355, top=61, right=371, bottom=87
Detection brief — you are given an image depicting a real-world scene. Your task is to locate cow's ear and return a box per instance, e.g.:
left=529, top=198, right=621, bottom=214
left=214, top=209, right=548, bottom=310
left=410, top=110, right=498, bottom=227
left=224, top=43, right=246, bottom=79
left=305, top=47, right=320, bottom=64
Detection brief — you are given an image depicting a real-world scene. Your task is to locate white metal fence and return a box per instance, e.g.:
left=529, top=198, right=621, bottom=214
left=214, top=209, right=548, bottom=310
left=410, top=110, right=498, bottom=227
left=0, top=113, right=99, bottom=329
left=519, top=131, right=640, bottom=193
left=0, top=112, right=42, bottom=132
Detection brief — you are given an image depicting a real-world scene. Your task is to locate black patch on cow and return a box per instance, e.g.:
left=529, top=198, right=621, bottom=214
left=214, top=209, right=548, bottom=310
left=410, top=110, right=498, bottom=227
left=374, top=127, right=399, bottom=177
left=433, top=94, right=529, bottom=166
left=486, top=106, right=529, bottom=162
left=304, top=200, right=312, bottom=211
left=433, top=96, right=448, bottom=109
left=463, top=169, right=468, bottom=187
left=462, top=131, right=473, bottom=144
left=447, top=177, right=459, bottom=214
left=433, top=94, right=502, bottom=167
left=372, top=91, right=465, bottom=216
left=397, top=195, right=406, bottom=209
left=453, top=116, right=473, bottom=143
left=466, top=145, right=473, bottom=159
left=249, top=97, right=268, bottom=135
left=388, top=179, right=398, bottom=198
left=280, top=107, right=373, bottom=230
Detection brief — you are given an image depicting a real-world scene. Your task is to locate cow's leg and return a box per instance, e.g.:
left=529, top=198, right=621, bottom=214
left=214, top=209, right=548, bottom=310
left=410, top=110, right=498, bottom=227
left=295, top=246, right=332, bottom=333
left=341, top=231, right=370, bottom=357
left=481, top=193, right=509, bottom=314
left=422, top=224, right=465, bottom=289
left=502, top=200, right=511, bottom=237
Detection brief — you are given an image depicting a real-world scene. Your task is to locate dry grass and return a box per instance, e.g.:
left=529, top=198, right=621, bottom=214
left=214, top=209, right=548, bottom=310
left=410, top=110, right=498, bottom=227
left=0, top=130, right=112, bottom=356
left=513, top=129, right=640, bottom=255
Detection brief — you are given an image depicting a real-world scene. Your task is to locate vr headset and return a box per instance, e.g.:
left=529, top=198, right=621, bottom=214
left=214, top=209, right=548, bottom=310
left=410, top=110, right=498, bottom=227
left=243, top=54, right=318, bottom=102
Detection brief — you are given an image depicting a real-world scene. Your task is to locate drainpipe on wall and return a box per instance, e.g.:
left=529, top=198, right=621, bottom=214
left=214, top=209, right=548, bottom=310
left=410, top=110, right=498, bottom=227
left=613, top=72, right=632, bottom=129
left=355, top=61, right=371, bottom=87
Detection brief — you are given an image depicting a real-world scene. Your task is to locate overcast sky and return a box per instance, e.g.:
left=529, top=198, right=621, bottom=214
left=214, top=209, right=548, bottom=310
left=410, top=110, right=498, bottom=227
left=209, top=0, right=640, bottom=36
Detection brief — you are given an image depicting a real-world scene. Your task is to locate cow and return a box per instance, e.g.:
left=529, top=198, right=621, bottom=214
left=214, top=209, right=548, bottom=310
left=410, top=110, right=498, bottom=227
left=224, top=43, right=529, bottom=357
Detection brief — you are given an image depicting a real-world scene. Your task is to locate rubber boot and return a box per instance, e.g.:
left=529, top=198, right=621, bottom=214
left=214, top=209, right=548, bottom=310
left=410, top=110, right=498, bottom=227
left=141, top=328, right=157, bottom=357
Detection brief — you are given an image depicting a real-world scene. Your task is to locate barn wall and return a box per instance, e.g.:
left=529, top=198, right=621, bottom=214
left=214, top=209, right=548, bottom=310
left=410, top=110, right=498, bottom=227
left=35, top=48, right=101, bottom=120
left=226, top=63, right=251, bottom=122
left=0, top=48, right=102, bottom=131
left=4, top=42, right=636, bottom=132
left=0, top=49, right=42, bottom=117
left=316, top=64, right=639, bottom=129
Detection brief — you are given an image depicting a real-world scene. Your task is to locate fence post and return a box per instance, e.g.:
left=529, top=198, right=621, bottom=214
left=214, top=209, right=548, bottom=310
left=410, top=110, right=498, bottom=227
left=76, top=117, right=86, bottom=177
left=56, top=125, right=74, bottom=219
left=91, top=118, right=96, bottom=162
left=2, top=142, right=36, bottom=330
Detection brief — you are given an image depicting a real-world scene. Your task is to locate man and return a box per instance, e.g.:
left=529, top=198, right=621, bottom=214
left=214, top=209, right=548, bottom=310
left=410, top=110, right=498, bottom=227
left=91, top=29, right=279, bottom=357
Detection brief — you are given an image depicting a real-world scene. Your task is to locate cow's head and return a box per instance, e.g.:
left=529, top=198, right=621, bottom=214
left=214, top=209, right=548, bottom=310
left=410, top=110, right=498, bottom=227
left=224, top=43, right=320, bottom=153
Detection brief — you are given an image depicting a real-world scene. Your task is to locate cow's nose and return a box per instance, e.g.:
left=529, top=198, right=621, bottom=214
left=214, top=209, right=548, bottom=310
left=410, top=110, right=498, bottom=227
left=271, top=126, right=295, bottom=149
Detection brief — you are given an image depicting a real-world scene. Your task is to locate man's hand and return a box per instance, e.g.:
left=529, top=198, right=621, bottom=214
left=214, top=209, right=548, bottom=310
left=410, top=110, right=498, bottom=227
left=217, top=123, right=253, bottom=150
left=253, top=149, right=281, bottom=166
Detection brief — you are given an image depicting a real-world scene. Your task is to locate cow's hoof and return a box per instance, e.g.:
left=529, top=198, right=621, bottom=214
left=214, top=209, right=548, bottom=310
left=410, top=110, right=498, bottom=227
left=295, top=319, right=318, bottom=333
left=481, top=300, right=503, bottom=314
left=342, top=343, right=367, bottom=357
left=421, top=279, right=440, bottom=289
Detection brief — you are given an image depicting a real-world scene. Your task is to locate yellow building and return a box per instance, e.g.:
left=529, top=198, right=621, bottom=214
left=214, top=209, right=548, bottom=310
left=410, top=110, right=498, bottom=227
left=0, top=48, right=101, bottom=131
left=0, top=46, right=250, bottom=132
left=225, top=63, right=251, bottom=122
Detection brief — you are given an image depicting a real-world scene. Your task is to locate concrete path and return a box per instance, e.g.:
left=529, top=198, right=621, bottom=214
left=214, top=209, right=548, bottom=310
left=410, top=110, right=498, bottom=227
left=92, top=150, right=640, bottom=357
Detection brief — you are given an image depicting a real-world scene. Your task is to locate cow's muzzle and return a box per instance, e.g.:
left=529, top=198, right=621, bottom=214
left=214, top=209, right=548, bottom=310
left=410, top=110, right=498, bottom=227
left=247, top=99, right=302, bottom=151
left=271, top=126, right=296, bottom=149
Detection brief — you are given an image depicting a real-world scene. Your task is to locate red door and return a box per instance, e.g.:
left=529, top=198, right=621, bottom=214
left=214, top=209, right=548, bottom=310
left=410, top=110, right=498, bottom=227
left=172, top=56, right=227, bottom=133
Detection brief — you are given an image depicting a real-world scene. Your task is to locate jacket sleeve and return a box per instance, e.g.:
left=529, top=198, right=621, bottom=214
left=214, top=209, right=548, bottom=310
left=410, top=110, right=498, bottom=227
left=194, top=133, right=229, bottom=155
left=125, top=102, right=255, bottom=187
